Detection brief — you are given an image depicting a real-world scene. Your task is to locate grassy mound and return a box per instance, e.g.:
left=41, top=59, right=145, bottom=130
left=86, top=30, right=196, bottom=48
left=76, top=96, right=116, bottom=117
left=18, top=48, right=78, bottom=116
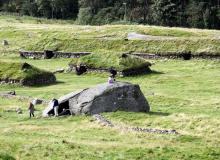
left=0, top=61, right=56, bottom=86
left=0, top=15, right=219, bottom=56
left=70, top=51, right=151, bottom=71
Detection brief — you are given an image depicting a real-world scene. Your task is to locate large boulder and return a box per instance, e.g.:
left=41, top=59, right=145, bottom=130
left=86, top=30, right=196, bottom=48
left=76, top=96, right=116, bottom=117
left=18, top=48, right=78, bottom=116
left=42, top=82, right=150, bottom=117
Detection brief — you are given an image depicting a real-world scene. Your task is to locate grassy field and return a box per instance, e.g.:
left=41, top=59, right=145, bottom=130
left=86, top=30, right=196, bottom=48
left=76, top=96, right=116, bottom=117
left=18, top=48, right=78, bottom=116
left=0, top=58, right=220, bottom=160
left=0, top=15, right=220, bottom=56
left=0, top=15, right=220, bottom=160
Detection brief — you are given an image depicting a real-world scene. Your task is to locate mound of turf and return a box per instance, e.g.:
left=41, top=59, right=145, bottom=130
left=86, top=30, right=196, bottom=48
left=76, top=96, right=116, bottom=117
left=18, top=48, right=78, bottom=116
left=69, top=51, right=151, bottom=76
left=0, top=61, right=56, bottom=86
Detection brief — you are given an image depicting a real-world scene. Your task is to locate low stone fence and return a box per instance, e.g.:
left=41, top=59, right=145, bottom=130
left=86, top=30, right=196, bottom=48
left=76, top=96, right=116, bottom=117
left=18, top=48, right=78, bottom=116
left=0, top=75, right=56, bottom=86
left=20, top=50, right=91, bottom=59
left=131, top=52, right=220, bottom=60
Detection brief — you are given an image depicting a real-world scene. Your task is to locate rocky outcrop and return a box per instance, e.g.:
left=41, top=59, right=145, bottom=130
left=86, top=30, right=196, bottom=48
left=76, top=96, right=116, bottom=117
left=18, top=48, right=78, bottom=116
left=42, top=82, right=150, bottom=117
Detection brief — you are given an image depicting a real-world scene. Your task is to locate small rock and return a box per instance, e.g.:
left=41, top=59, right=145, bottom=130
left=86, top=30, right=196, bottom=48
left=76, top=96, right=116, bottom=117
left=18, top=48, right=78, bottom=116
left=32, top=98, right=43, bottom=105
left=16, top=108, right=22, bottom=114
left=2, top=40, right=9, bottom=46
left=7, top=91, right=16, bottom=95
left=53, top=68, right=65, bottom=74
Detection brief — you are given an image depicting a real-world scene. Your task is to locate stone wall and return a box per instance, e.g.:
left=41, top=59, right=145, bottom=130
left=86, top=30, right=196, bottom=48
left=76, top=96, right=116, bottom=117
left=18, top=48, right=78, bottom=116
left=21, top=75, right=56, bottom=86
left=0, top=75, right=56, bottom=86
left=131, top=52, right=220, bottom=60
left=0, top=79, right=21, bottom=85
left=20, top=50, right=91, bottom=59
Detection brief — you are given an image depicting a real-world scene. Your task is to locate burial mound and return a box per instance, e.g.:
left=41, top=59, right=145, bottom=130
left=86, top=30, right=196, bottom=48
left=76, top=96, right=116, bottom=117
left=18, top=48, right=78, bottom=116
left=0, top=61, right=56, bottom=86
left=69, top=52, right=152, bottom=76
left=43, top=82, right=150, bottom=117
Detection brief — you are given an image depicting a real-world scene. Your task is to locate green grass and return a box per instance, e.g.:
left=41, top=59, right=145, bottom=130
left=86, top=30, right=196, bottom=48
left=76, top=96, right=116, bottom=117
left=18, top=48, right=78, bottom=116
left=70, top=51, right=151, bottom=70
left=0, top=61, right=54, bottom=82
left=0, top=59, right=220, bottom=159
left=0, top=15, right=220, bottom=56
left=0, top=15, right=220, bottom=159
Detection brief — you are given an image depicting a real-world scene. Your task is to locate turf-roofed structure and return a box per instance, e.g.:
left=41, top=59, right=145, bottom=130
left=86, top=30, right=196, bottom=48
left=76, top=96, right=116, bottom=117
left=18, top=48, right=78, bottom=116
left=69, top=52, right=151, bottom=76
left=0, top=61, right=56, bottom=86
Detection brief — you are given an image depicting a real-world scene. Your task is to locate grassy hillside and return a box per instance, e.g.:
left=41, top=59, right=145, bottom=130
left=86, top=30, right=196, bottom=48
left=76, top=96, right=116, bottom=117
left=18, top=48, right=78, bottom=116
left=0, top=15, right=220, bottom=160
left=0, top=15, right=220, bottom=56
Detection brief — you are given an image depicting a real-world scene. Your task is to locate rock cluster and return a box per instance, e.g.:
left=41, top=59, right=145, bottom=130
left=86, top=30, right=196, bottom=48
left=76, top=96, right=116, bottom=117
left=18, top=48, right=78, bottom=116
left=93, top=114, right=179, bottom=135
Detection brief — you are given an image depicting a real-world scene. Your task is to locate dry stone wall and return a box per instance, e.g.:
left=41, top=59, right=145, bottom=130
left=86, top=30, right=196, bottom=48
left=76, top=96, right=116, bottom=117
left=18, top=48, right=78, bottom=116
left=0, top=75, right=56, bottom=86
left=20, top=50, right=91, bottom=59
left=131, top=52, right=220, bottom=60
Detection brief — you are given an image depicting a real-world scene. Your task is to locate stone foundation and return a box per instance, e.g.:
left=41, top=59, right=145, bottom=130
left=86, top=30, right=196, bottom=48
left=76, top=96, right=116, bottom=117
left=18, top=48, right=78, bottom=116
left=20, top=50, right=91, bottom=59
left=131, top=52, right=220, bottom=60
left=0, top=75, right=56, bottom=86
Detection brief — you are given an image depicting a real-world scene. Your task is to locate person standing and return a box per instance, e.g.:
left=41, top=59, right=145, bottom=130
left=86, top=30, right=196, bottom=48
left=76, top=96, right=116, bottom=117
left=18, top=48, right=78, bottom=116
left=53, top=98, right=59, bottom=116
left=28, top=102, right=35, bottom=118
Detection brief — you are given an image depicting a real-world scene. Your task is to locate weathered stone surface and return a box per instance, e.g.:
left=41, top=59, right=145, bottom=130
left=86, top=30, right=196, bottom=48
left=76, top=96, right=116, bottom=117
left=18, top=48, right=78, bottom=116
left=42, top=82, right=150, bottom=117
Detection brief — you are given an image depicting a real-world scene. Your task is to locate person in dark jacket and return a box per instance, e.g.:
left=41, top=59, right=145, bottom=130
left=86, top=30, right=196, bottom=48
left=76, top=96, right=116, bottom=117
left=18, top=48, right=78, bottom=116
left=28, top=102, right=35, bottom=118
left=52, top=98, right=59, bottom=116
left=109, top=68, right=117, bottom=78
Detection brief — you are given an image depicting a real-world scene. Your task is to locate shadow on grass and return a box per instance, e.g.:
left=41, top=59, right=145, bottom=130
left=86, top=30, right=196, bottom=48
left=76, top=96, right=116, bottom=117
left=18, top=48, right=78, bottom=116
left=30, top=81, right=65, bottom=88
left=148, top=111, right=170, bottom=116
left=122, top=70, right=164, bottom=78
left=150, top=70, right=164, bottom=75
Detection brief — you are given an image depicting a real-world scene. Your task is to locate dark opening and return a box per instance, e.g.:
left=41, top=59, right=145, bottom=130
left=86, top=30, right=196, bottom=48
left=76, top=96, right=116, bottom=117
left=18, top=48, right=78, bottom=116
left=75, top=65, right=87, bottom=75
left=44, top=50, right=54, bottom=59
left=182, top=52, right=192, bottom=60
left=48, top=101, right=71, bottom=116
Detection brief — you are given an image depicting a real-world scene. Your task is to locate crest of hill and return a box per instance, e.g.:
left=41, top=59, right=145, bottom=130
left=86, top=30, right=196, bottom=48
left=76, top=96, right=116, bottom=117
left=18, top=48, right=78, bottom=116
left=0, top=15, right=219, bottom=55
left=0, top=61, right=56, bottom=86
left=69, top=51, right=151, bottom=71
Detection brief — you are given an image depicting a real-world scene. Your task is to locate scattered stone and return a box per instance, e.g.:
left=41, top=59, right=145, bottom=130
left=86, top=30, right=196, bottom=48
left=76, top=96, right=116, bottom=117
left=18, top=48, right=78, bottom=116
left=32, top=98, right=44, bottom=105
left=92, top=114, right=114, bottom=127
left=2, top=40, right=9, bottom=46
left=16, top=108, right=22, bottom=114
left=53, top=68, right=65, bottom=74
left=0, top=91, right=16, bottom=95
left=93, top=114, right=179, bottom=135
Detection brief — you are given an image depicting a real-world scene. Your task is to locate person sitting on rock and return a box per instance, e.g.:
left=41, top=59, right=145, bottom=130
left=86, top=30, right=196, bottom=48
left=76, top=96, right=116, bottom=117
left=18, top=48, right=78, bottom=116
left=108, top=75, right=115, bottom=84
left=28, top=102, right=35, bottom=118
left=109, top=68, right=117, bottom=78
left=52, top=98, right=59, bottom=116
